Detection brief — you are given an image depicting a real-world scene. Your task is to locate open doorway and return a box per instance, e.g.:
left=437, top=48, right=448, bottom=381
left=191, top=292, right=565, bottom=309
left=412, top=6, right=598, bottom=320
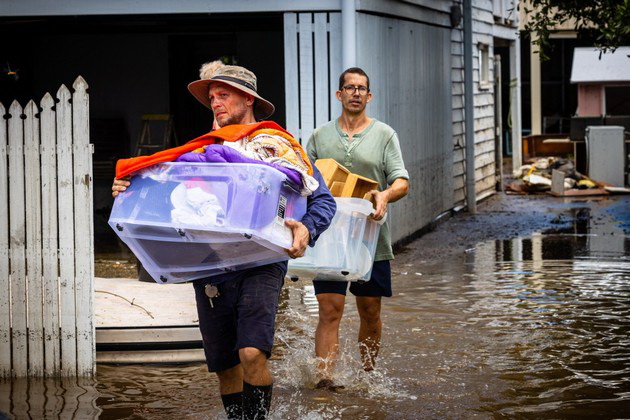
left=167, top=15, right=285, bottom=143
left=0, top=13, right=286, bottom=264
left=494, top=40, right=512, bottom=188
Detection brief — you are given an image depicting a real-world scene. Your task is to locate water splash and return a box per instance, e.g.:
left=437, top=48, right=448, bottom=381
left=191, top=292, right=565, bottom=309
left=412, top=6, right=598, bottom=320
left=270, top=283, right=418, bottom=420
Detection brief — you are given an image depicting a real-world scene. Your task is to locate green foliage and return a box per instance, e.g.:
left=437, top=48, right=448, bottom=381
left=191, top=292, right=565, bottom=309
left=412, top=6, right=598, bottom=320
left=521, top=0, right=630, bottom=60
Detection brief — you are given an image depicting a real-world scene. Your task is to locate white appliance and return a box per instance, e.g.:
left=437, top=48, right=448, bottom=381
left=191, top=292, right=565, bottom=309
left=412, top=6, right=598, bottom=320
left=585, top=126, right=625, bottom=186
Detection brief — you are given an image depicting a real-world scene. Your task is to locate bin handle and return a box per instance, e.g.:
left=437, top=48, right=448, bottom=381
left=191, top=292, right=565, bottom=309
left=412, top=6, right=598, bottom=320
left=282, top=180, right=302, bottom=194
left=369, top=211, right=387, bottom=225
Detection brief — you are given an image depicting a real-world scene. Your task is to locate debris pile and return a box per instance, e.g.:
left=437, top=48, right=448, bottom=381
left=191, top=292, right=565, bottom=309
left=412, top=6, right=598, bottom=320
left=507, top=157, right=602, bottom=195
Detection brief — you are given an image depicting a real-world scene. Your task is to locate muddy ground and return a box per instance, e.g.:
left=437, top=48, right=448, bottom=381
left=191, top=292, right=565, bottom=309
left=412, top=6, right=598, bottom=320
left=395, top=191, right=630, bottom=264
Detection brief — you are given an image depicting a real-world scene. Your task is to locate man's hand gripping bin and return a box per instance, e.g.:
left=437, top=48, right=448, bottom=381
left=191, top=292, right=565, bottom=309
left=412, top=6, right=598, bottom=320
left=109, top=162, right=306, bottom=284
left=287, top=197, right=384, bottom=282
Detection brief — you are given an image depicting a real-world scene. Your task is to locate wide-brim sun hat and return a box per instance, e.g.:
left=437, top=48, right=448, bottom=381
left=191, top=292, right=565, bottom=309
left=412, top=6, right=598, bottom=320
left=188, top=60, right=275, bottom=121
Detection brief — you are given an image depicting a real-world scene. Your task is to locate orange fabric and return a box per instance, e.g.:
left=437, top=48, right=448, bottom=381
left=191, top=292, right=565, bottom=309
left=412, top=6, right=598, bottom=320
left=115, top=121, right=300, bottom=179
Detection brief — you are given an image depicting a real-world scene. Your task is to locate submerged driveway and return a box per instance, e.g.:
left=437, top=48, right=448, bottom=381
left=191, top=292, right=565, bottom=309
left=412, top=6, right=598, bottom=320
left=2, top=193, right=629, bottom=418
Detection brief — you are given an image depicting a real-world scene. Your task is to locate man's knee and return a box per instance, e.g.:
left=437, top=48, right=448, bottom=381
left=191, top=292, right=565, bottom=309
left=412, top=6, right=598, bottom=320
left=357, top=297, right=381, bottom=324
left=239, top=347, right=267, bottom=368
left=317, top=294, right=345, bottom=325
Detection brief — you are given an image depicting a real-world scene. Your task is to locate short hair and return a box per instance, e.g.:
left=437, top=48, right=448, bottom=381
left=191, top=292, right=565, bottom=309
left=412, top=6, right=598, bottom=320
left=338, top=67, right=370, bottom=91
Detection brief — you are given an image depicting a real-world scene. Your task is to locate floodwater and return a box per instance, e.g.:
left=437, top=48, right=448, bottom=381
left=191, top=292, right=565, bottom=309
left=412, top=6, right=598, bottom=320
left=2, top=209, right=630, bottom=418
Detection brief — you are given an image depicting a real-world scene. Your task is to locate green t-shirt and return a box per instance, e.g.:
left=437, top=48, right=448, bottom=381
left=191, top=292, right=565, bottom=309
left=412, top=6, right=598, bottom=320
left=306, top=118, right=409, bottom=261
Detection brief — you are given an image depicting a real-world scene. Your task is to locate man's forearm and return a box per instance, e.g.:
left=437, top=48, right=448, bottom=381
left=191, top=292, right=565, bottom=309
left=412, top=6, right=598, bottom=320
left=383, top=178, right=409, bottom=203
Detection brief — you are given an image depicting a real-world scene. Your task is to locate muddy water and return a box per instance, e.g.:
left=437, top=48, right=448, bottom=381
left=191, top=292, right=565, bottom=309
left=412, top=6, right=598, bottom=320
left=1, top=233, right=629, bottom=418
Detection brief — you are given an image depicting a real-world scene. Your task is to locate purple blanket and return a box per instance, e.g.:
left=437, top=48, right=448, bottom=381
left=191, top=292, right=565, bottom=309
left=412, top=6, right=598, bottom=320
left=176, top=144, right=302, bottom=186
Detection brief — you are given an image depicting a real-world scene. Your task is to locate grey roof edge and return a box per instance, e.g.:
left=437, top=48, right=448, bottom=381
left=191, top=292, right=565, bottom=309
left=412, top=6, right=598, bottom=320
left=1, top=0, right=449, bottom=24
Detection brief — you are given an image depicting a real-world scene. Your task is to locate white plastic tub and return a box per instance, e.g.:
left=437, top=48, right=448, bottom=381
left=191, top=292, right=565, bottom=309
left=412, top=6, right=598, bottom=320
left=287, top=197, right=384, bottom=282
left=109, top=162, right=306, bottom=284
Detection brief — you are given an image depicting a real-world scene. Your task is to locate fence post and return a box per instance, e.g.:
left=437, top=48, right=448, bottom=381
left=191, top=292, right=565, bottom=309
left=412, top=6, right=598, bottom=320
left=0, top=102, right=10, bottom=378
left=8, top=100, right=28, bottom=377
left=40, top=92, right=61, bottom=377
left=56, top=84, right=78, bottom=376
left=72, top=76, right=95, bottom=376
left=25, top=100, right=45, bottom=376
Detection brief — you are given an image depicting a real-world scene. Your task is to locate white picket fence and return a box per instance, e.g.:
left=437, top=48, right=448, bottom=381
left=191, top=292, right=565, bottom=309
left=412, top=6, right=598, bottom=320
left=0, top=76, right=95, bottom=378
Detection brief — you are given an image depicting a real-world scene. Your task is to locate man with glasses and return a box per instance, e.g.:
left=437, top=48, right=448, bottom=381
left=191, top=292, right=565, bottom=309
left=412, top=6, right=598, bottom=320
left=305, top=67, right=409, bottom=390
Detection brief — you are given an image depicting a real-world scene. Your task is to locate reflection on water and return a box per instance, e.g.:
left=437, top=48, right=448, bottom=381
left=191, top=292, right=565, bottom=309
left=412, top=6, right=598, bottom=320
left=0, top=377, right=101, bottom=419
left=464, top=235, right=630, bottom=417
left=1, top=233, right=629, bottom=418
left=95, top=364, right=220, bottom=419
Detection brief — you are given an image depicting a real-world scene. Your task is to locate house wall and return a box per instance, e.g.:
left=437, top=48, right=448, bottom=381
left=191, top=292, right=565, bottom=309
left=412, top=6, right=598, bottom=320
left=284, top=7, right=455, bottom=244
left=451, top=0, right=499, bottom=206
left=356, top=13, right=454, bottom=242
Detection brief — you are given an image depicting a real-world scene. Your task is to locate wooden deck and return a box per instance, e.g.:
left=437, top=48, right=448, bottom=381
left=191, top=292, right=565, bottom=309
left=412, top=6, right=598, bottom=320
left=94, top=277, right=204, bottom=364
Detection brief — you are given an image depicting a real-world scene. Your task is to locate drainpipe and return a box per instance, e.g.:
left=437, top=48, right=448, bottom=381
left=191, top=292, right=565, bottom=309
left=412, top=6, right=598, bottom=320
left=463, top=0, right=476, bottom=212
left=510, top=23, right=523, bottom=169
left=341, top=0, right=356, bottom=69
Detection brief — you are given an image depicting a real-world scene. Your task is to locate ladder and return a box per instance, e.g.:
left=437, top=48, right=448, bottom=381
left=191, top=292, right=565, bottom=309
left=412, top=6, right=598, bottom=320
left=135, top=114, right=178, bottom=156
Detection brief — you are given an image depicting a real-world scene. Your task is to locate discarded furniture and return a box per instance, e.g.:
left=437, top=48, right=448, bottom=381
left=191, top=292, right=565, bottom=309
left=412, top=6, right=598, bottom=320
left=522, top=134, right=575, bottom=160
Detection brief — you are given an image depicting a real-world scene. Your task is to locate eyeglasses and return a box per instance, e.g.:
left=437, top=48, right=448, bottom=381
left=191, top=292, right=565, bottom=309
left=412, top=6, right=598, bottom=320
left=342, top=85, right=369, bottom=95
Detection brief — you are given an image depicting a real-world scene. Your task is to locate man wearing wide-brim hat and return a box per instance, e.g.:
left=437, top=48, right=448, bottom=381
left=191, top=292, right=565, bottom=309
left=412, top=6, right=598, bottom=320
left=112, top=60, right=336, bottom=419
left=188, top=60, right=275, bottom=123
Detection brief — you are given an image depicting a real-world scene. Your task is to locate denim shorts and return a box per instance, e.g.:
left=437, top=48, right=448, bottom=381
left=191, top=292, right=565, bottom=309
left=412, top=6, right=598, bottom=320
left=193, top=261, right=287, bottom=372
left=312, top=260, right=392, bottom=297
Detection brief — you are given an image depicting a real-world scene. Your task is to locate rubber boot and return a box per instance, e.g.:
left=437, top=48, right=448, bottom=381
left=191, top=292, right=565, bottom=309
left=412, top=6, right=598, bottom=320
left=242, top=382, right=272, bottom=419
left=220, top=392, right=243, bottom=419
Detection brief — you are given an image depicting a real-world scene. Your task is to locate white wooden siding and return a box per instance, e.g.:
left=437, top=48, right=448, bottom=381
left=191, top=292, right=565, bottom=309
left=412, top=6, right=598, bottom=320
left=356, top=13, right=453, bottom=242
left=285, top=10, right=454, bottom=243
left=493, top=0, right=516, bottom=23
left=284, top=12, right=343, bottom=146
left=451, top=0, right=503, bottom=206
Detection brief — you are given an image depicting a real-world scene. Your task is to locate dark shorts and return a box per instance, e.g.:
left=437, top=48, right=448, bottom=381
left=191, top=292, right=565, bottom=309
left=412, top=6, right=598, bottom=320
left=312, top=260, right=392, bottom=297
left=193, top=262, right=287, bottom=372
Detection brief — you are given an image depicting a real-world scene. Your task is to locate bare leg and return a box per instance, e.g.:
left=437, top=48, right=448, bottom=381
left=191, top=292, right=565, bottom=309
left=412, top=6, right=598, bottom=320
left=216, top=364, right=244, bottom=394
left=239, top=347, right=273, bottom=419
left=356, top=296, right=382, bottom=371
left=215, top=348, right=274, bottom=419
left=314, top=293, right=346, bottom=381
left=239, top=347, right=272, bottom=386
left=216, top=364, right=244, bottom=419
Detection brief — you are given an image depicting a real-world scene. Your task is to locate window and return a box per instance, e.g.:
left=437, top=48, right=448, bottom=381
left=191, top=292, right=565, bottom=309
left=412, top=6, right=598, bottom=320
left=605, top=86, right=630, bottom=116
left=478, top=43, right=491, bottom=89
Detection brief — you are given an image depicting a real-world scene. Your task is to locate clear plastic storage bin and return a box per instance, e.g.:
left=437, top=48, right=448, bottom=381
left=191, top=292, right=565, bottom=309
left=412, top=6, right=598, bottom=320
left=109, top=162, right=306, bottom=284
left=287, top=197, right=384, bottom=282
